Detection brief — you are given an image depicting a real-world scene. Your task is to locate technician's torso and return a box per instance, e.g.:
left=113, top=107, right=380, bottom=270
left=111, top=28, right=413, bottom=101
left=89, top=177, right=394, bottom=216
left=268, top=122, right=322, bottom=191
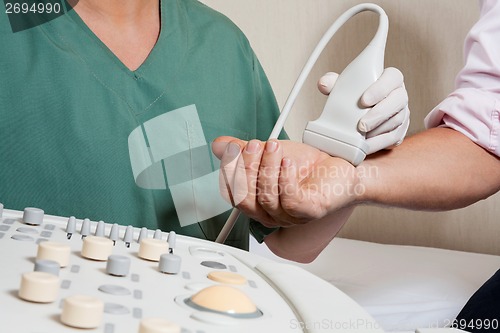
left=0, top=0, right=280, bottom=250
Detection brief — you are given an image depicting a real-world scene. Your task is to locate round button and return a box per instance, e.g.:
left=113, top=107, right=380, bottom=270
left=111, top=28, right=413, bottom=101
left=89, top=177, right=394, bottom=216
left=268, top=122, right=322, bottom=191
left=60, top=295, right=104, bottom=329
left=106, top=255, right=131, bottom=276
left=34, top=259, right=60, bottom=276
left=139, top=318, right=181, bottom=333
left=158, top=253, right=181, bottom=274
left=18, top=271, right=59, bottom=303
left=186, top=285, right=260, bottom=318
left=138, top=238, right=169, bottom=262
left=37, top=241, right=71, bottom=267
left=81, top=236, right=113, bottom=261
left=23, top=207, right=44, bottom=226
left=207, top=271, right=247, bottom=285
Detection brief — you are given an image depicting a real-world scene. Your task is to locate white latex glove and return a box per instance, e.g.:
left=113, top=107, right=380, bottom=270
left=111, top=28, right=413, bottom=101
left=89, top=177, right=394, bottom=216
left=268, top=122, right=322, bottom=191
left=317, top=67, right=410, bottom=154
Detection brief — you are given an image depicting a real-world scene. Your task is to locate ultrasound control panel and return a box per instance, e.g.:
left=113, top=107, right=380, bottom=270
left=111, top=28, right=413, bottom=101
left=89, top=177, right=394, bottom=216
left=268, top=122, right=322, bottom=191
left=0, top=204, right=384, bottom=332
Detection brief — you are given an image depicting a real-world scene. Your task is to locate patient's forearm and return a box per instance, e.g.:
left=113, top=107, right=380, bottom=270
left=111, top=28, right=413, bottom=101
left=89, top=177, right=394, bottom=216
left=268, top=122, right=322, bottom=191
left=357, top=127, right=500, bottom=210
left=264, top=207, right=354, bottom=263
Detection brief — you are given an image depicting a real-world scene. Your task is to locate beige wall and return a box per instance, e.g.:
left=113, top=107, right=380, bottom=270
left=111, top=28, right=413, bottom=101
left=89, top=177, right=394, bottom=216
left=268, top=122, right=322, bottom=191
left=201, top=0, right=500, bottom=255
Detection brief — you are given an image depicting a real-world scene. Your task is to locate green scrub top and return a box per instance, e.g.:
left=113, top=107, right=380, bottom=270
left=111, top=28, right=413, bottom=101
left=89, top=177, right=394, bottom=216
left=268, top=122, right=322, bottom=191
left=0, top=0, right=284, bottom=250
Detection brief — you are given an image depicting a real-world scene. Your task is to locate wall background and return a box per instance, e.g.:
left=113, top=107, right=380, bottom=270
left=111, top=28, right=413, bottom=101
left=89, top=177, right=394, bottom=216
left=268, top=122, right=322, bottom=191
left=200, top=0, right=500, bottom=255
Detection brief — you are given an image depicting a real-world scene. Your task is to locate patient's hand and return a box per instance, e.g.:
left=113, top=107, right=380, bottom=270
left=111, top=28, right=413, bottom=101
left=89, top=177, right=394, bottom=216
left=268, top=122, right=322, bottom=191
left=212, top=136, right=359, bottom=228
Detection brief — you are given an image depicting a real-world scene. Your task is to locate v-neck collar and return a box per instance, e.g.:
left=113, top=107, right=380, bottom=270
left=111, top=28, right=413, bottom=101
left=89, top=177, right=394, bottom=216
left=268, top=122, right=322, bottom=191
left=64, top=0, right=165, bottom=78
left=41, top=0, right=188, bottom=115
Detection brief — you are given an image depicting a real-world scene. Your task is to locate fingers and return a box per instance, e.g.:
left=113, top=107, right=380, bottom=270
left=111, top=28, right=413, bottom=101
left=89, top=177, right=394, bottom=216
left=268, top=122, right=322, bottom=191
left=365, top=109, right=410, bottom=154
left=218, top=141, right=245, bottom=205
left=219, top=139, right=280, bottom=227
left=361, top=67, right=404, bottom=106
left=317, top=72, right=339, bottom=95
left=358, top=86, right=408, bottom=132
left=256, top=140, right=297, bottom=227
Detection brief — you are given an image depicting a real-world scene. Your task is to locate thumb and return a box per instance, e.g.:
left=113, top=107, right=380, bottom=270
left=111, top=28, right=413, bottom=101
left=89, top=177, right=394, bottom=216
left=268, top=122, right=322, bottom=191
left=317, top=72, right=339, bottom=95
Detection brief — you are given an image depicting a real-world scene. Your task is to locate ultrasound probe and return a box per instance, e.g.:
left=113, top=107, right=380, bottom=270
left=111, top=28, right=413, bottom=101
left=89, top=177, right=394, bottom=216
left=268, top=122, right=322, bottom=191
left=216, top=3, right=389, bottom=243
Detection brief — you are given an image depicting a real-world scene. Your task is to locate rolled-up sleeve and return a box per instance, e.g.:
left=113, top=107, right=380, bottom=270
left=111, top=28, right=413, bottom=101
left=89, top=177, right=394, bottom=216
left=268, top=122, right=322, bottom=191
left=424, top=0, right=500, bottom=157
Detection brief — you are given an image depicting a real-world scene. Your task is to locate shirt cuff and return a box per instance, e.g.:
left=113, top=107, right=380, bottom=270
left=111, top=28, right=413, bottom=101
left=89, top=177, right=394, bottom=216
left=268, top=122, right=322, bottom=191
left=424, top=88, right=500, bottom=157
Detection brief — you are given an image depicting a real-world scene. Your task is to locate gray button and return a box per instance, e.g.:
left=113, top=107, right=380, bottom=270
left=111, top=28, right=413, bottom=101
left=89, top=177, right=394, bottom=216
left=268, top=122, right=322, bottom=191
left=133, top=290, right=142, bottom=299
left=3, top=219, right=15, bottom=225
left=16, top=227, right=38, bottom=234
left=249, top=280, right=257, bottom=288
left=0, top=225, right=10, bottom=232
left=44, top=224, right=56, bottom=231
left=228, top=265, right=237, bottom=272
left=11, top=234, right=34, bottom=242
left=23, top=207, right=44, bottom=226
left=104, top=303, right=130, bottom=315
left=0, top=232, right=4, bottom=239
left=36, top=238, right=49, bottom=244
left=200, top=261, right=227, bottom=270
left=182, top=272, right=191, bottom=280
left=34, top=259, right=60, bottom=276
left=106, top=255, right=130, bottom=277
left=98, top=284, right=131, bottom=296
left=159, top=253, right=181, bottom=274
left=61, top=280, right=71, bottom=289
left=132, top=308, right=142, bottom=319
left=104, top=323, right=115, bottom=333
left=131, top=273, right=140, bottom=282
left=40, top=231, right=52, bottom=238
left=70, top=265, right=80, bottom=273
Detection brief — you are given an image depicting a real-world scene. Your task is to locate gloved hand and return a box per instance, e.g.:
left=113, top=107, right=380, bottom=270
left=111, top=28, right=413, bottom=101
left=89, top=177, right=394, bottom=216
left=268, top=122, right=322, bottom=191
left=317, top=67, right=410, bottom=154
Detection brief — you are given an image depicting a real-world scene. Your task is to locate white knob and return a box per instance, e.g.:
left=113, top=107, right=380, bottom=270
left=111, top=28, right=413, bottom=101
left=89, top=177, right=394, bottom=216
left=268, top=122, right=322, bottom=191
left=18, top=271, right=59, bottom=303
left=36, top=241, right=71, bottom=267
left=60, top=295, right=104, bottom=329
left=138, top=238, right=168, bottom=262
left=23, top=207, right=44, bottom=226
left=139, top=318, right=181, bottom=333
left=81, top=236, right=113, bottom=261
